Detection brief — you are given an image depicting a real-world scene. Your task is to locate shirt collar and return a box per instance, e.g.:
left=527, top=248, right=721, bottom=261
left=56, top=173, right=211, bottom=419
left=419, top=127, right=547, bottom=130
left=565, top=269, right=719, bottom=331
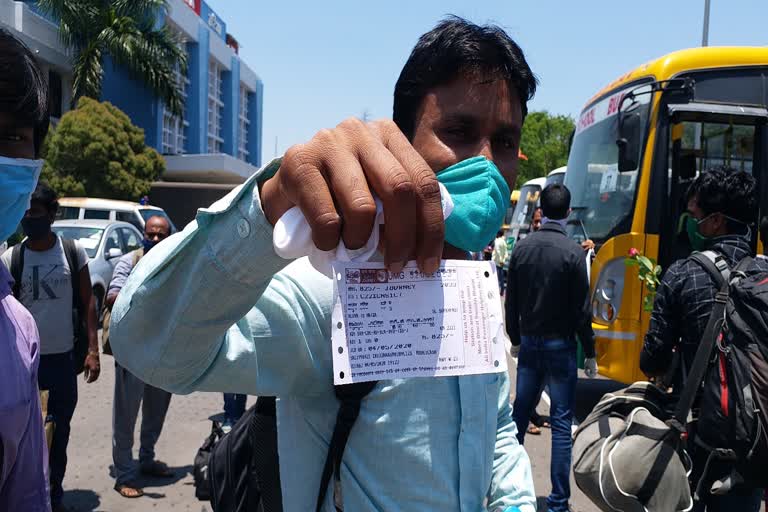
left=540, top=220, right=567, bottom=235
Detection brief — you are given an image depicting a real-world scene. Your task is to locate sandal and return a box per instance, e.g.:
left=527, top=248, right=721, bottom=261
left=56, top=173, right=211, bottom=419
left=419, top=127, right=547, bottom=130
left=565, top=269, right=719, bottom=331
left=140, top=460, right=174, bottom=478
left=527, top=424, right=542, bottom=435
left=114, top=483, right=144, bottom=498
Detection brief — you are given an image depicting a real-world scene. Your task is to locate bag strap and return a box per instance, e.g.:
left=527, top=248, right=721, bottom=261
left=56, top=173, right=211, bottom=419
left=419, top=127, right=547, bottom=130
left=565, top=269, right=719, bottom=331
left=61, top=238, right=83, bottom=315
left=669, top=251, right=733, bottom=431
left=316, top=381, right=378, bottom=512
left=10, top=242, right=25, bottom=299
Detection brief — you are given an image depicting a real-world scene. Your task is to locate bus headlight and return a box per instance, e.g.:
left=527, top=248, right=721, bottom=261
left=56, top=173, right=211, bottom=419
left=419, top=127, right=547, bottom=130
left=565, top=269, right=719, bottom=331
left=592, top=258, right=626, bottom=325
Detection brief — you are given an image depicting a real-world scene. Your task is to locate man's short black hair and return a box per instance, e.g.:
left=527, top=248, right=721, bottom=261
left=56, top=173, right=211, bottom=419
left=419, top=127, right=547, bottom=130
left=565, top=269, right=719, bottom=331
left=686, top=167, right=756, bottom=229
left=393, top=16, right=537, bottom=140
left=540, top=184, right=570, bottom=220
left=496, top=230, right=504, bottom=238
left=0, top=29, right=49, bottom=156
left=30, top=182, right=58, bottom=214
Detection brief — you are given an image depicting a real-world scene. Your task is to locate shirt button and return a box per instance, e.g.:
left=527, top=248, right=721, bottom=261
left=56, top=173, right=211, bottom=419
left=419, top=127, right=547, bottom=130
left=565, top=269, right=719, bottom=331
left=237, top=218, right=251, bottom=238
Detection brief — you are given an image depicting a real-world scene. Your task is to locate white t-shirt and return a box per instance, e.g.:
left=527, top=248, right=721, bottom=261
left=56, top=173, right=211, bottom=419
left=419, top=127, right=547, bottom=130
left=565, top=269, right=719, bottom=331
left=1, top=237, right=89, bottom=355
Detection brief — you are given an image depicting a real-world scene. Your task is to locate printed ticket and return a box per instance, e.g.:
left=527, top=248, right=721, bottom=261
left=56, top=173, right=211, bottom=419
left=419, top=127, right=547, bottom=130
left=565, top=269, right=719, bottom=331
left=331, top=260, right=508, bottom=385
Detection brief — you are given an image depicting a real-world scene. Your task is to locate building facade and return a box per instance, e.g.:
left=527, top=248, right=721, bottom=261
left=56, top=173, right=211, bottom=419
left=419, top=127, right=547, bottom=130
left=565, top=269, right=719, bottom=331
left=1, top=0, right=263, bottom=225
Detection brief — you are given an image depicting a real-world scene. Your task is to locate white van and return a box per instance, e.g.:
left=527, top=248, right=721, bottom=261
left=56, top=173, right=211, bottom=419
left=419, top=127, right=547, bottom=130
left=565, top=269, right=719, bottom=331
left=56, top=198, right=177, bottom=233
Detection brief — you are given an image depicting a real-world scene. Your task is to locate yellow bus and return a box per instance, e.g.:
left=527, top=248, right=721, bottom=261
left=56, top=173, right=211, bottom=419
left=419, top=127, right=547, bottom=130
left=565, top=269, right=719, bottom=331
left=564, top=47, right=768, bottom=383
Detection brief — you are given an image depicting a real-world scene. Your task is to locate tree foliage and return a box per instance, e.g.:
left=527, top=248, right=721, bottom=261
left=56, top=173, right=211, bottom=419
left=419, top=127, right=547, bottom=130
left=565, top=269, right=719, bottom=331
left=36, top=0, right=187, bottom=115
left=42, top=97, right=165, bottom=200
left=516, top=111, right=575, bottom=188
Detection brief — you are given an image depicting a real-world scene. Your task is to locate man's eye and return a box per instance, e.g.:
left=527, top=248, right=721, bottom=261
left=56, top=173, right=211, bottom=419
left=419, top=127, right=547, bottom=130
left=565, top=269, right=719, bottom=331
left=495, top=136, right=517, bottom=150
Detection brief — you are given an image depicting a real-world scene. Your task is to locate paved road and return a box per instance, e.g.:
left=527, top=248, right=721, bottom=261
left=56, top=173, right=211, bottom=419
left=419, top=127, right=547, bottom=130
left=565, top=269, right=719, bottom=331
left=62, top=351, right=617, bottom=512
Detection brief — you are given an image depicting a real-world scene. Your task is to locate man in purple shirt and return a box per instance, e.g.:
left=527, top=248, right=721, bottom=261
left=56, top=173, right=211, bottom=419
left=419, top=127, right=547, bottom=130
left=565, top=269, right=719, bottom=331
left=0, top=28, right=52, bottom=512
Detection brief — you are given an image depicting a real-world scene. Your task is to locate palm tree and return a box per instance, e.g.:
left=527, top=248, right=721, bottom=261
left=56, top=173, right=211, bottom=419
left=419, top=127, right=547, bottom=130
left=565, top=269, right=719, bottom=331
left=37, top=0, right=188, bottom=116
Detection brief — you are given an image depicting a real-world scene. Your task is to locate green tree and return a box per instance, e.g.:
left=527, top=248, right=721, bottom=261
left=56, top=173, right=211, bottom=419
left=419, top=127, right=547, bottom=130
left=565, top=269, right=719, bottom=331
left=42, top=97, right=165, bottom=200
left=517, top=111, right=575, bottom=187
left=37, top=0, right=187, bottom=115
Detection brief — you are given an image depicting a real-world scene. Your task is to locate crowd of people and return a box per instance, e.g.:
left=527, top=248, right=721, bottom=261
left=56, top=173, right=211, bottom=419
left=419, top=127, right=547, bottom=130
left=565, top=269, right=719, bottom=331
left=0, top=13, right=766, bottom=512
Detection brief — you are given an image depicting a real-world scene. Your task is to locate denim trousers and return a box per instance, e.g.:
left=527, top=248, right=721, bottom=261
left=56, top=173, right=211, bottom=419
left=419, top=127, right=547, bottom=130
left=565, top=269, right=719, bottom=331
left=38, top=351, right=78, bottom=507
left=512, top=336, right=577, bottom=512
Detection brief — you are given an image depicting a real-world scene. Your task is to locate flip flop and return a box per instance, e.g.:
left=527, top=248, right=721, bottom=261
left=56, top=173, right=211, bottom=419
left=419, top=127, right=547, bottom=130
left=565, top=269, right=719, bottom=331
left=140, top=460, right=174, bottom=478
left=114, top=483, right=144, bottom=498
left=527, top=424, right=542, bottom=435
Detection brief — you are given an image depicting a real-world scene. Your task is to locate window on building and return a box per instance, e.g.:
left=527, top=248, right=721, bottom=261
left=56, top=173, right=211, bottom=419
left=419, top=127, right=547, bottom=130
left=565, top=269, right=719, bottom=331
left=162, top=53, right=190, bottom=155
left=48, top=70, right=63, bottom=119
left=238, top=86, right=250, bottom=161
left=208, top=60, right=224, bottom=154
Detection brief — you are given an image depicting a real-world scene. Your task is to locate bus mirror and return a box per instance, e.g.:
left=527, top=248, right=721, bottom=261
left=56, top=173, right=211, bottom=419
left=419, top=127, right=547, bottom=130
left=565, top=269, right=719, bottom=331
left=617, top=111, right=641, bottom=172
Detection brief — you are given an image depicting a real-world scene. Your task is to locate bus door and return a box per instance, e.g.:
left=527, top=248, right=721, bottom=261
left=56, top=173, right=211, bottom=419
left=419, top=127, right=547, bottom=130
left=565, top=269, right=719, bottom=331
left=656, top=103, right=768, bottom=268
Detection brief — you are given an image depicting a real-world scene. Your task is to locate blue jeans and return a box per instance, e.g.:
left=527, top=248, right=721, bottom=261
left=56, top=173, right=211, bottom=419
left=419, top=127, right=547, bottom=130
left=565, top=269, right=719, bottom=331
left=223, top=393, right=247, bottom=424
left=38, top=351, right=78, bottom=507
left=512, top=337, right=577, bottom=512
left=496, top=265, right=505, bottom=294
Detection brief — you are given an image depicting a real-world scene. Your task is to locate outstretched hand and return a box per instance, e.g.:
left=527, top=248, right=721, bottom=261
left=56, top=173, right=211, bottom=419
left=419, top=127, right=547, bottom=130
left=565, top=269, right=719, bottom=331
left=259, top=118, right=445, bottom=274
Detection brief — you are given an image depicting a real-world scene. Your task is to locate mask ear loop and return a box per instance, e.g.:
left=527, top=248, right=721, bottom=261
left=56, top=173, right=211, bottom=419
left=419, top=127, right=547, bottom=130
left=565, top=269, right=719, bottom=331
left=677, top=212, right=691, bottom=235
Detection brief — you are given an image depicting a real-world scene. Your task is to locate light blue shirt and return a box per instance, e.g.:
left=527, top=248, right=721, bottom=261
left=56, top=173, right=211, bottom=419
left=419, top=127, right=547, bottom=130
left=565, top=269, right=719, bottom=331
left=110, top=160, right=536, bottom=512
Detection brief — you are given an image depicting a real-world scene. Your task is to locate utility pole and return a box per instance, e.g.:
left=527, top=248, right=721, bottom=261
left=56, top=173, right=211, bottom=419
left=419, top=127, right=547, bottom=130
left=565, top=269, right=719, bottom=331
left=702, top=0, right=711, bottom=46
left=274, top=136, right=278, bottom=159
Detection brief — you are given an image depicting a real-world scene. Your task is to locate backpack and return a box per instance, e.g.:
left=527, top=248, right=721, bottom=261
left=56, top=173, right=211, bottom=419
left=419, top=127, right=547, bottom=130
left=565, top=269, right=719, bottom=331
left=685, top=251, right=768, bottom=497
left=193, top=419, right=224, bottom=502
left=11, top=238, right=89, bottom=374
left=207, top=397, right=283, bottom=512
left=101, top=248, right=143, bottom=356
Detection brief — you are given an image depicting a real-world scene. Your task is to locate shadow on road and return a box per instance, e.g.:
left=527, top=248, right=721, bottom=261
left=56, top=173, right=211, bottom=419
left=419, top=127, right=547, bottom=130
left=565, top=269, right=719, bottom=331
left=136, top=464, right=194, bottom=490
left=573, top=377, right=624, bottom=423
left=62, top=489, right=100, bottom=511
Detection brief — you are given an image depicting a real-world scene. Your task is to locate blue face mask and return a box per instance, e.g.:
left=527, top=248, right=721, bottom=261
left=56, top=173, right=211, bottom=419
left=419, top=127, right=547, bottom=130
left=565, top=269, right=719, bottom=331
left=0, top=156, right=44, bottom=243
left=437, top=156, right=511, bottom=252
left=143, top=238, right=158, bottom=253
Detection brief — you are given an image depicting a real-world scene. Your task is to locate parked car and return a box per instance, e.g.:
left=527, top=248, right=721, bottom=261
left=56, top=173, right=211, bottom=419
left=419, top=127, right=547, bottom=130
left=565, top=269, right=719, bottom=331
left=51, top=219, right=143, bottom=316
left=56, top=197, right=177, bottom=234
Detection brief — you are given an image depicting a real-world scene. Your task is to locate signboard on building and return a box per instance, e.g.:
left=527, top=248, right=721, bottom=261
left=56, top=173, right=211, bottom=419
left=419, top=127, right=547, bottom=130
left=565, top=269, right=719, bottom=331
left=182, top=0, right=201, bottom=15
left=207, top=12, right=223, bottom=36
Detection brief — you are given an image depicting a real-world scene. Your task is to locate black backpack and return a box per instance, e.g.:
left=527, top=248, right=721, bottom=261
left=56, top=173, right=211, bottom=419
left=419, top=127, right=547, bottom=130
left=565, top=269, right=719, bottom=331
left=686, top=251, right=768, bottom=498
left=202, top=397, right=283, bottom=512
left=193, top=419, right=222, bottom=502
left=10, top=238, right=89, bottom=374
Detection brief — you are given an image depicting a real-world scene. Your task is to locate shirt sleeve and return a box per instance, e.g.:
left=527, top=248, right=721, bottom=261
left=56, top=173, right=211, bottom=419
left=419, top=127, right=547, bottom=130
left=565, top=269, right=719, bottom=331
left=572, top=250, right=596, bottom=358
left=487, top=370, right=536, bottom=512
left=641, top=263, right=682, bottom=377
left=109, top=159, right=335, bottom=398
left=107, top=253, right=135, bottom=297
left=0, top=248, right=12, bottom=272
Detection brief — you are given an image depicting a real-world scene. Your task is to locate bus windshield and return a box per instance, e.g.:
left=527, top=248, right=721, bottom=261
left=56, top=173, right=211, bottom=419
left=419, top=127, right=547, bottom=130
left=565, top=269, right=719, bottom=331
left=510, top=183, right=542, bottom=232
left=565, top=85, right=652, bottom=243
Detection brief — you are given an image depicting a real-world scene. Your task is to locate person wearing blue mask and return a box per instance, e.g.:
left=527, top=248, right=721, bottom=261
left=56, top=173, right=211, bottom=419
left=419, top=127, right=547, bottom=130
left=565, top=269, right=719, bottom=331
left=111, top=16, right=537, bottom=512
left=0, top=28, right=53, bottom=512
left=105, top=215, right=174, bottom=499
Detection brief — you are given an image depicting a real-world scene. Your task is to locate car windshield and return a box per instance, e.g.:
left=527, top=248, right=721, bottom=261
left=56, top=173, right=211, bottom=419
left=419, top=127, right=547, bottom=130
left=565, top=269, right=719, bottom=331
left=565, top=84, right=652, bottom=243
left=52, top=226, right=103, bottom=258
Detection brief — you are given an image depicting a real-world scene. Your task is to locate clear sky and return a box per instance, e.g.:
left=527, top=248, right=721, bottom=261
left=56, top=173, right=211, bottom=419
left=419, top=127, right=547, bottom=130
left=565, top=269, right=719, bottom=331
left=209, top=0, right=768, bottom=164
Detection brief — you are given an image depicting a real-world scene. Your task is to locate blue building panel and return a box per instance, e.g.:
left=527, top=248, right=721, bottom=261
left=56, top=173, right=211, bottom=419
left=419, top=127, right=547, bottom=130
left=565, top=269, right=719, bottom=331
left=186, top=25, right=210, bottom=154
left=101, top=57, right=163, bottom=150
left=249, top=80, right=263, bottom=168
left=222, top=56, right=240, bottom=157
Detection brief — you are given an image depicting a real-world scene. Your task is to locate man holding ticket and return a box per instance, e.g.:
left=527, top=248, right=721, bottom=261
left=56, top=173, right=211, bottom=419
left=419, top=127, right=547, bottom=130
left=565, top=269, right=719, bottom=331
left=110, top=16, right=537, bottom=512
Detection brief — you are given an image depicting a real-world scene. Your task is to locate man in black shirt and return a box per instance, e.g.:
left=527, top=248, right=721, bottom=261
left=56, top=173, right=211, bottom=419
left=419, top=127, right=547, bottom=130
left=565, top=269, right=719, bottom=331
left=505, top=183, right=596, bottom=512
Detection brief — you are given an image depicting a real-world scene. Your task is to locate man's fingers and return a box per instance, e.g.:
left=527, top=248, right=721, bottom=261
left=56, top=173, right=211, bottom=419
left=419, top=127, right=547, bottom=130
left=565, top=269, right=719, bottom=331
left=353, top=127, right=417, bottom=271
left=376, top=122, right=444, bottom=273
left=323, top=123, right=378, bottom=250
left=280, top=141, right=342, bottom=251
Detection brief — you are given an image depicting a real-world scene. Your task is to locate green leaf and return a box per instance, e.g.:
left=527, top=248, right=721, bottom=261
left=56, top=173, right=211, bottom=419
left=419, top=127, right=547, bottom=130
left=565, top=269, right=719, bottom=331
left=625, top=258, right=639, bottom=267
